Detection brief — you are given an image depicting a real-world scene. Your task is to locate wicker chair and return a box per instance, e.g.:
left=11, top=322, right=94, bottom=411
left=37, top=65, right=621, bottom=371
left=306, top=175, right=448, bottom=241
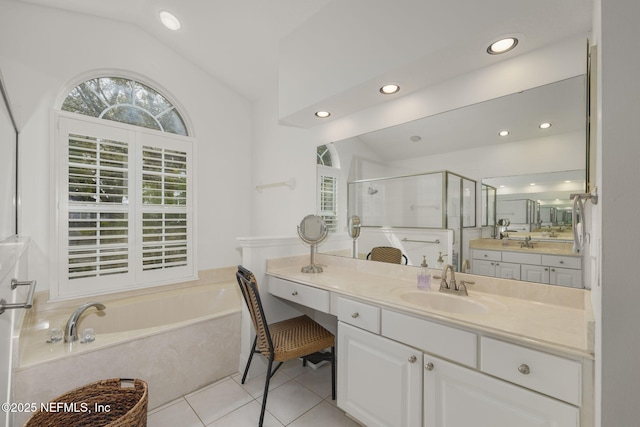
left=366, top=246, right=408, bottom=264
left=236, top=265, right=336, bottom=427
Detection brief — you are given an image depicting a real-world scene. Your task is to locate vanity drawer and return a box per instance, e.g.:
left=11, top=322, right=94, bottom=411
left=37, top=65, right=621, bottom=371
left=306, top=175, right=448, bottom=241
left=541, top=254, right=582, bottom=269
left=336, top=296, right=380, bottom=334
left=502, top=251, right=541, bottom=265
left=480, top=337, right=582, bottom=406
left=472, top=249, right=501, bottom=261
left=269, top=278, right=330, bottom=313
left=382, top=309, right=477, bottom=368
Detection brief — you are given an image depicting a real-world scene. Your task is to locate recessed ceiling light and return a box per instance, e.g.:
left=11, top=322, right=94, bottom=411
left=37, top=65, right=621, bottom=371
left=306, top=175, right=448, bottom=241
left=529, top=183, right=536, bottom=186
left=539, top=122, right=552, bottom=129
left=160, top=11, right=181, bottom=31
left=498, top=130, right=509, bottom=137
left=380, top=84, right=400, bottom=95
left=315, top=111, right=331, bottom=118
left=487, top=37, right=518, bottom=55
left=410, top=135, right=421, bottom=142
left=160, top=10, right=182, bottom=31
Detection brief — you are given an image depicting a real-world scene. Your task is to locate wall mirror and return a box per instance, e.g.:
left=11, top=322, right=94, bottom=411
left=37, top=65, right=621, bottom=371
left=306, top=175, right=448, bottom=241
left=0, top=69, right=18, bottom=241
left=317, top=74, right=587, bottom=288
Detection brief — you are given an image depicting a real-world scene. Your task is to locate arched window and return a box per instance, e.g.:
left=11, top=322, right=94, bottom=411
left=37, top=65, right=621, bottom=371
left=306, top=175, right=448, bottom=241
left=62, top=77, right=188, bottom=135
left=53, top=76, right=195, bottom=300
left=317, top=144, right=339, bottom=232
left=317, top=144, right=333, bottom=167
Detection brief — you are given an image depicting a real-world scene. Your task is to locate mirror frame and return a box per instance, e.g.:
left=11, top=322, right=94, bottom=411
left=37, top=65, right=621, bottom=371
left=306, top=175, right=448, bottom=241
left=0, top=69, right=19, bottom=240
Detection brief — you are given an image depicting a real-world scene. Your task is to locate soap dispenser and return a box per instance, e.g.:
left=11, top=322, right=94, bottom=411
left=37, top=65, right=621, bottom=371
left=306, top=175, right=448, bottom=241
left=435, top=252, right=447, bottom=269
left=417, top=256, right=431, bottom=290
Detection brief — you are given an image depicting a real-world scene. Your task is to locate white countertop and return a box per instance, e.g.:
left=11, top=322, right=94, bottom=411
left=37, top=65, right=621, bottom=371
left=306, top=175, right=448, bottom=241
left=267, top=254, right=594, bottom=359
left=469, top=238, right=579, bottom=257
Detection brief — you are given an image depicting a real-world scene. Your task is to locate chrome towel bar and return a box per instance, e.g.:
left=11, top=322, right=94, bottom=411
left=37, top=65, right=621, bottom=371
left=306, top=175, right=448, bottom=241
left=0, top=278, right=37, bottom=315
left=401, top=238, right=440, bottom=244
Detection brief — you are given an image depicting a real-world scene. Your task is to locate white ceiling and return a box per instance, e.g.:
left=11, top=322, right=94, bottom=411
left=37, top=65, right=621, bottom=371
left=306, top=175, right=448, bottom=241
left=354, top=75, right=586, bottom=161
left=15, top=0, right=332, bottom=101
left=14, top=0, right=593, bottom=105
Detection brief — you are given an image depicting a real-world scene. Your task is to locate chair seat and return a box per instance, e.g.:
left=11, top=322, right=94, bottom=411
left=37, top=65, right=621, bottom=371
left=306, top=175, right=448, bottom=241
left=258, top=315, right=334, bottom=362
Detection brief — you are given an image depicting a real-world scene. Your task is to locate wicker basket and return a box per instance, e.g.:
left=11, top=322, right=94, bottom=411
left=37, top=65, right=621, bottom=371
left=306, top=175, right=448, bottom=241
left=24, top=378, right=148, bottom=427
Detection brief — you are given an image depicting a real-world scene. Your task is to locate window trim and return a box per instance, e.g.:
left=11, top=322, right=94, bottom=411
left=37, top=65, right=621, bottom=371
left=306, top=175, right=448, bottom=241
left=50, top=111, right=198, bottom=300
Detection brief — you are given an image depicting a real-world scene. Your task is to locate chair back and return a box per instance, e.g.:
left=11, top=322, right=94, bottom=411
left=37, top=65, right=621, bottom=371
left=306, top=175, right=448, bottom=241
left=367, top=246, right=407, bottom=264
left=236, top=266, right=273, bottom=357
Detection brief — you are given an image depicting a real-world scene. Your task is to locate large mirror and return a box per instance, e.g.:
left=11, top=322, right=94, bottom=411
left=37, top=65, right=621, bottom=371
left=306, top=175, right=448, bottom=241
left=317, top=74, right=587, bottom=288
left=0, top=69, right=18, bottom=241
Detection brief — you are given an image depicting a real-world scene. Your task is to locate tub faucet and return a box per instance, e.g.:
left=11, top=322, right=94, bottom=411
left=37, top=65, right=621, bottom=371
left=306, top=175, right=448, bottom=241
left=64, top=302, right=106, bottom=342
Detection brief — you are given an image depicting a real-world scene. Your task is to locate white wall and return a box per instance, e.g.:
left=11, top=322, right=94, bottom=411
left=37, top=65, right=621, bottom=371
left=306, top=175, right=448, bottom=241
left=249, top=92, right=320, bottom=235
left=394, top=130, right=585, bottom=183
left=597, top=0, right=640, bottom=425
left=0, top=1, right=252, bottom=293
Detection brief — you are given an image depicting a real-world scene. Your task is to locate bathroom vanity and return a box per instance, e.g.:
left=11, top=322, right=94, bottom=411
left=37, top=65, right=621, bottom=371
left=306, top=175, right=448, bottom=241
left=266, top=254, right=594, bottom=427
left=469, top=238, right=582, bottom=287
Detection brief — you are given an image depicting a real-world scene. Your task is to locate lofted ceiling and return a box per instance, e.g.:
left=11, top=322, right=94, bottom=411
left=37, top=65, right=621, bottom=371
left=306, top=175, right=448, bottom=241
left=13, top=0, right=593, bottom=109
left=353, top=75, right=586, bottom=162
left=13, top=0, right=332, bottom=101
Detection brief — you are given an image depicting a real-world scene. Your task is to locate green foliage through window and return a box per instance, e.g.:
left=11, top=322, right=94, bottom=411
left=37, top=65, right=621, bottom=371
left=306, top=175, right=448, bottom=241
left=62, top=77, right=188, bottom=136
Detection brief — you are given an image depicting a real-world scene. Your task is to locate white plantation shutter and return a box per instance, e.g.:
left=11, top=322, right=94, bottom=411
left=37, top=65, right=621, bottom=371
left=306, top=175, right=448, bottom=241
left=317, top=165, right=338, bottom=232
left=55, top=114, right=195, bottom=299
left=139, top=138, right=192, bottom=279
left=67, top=134, right=131, bottom=280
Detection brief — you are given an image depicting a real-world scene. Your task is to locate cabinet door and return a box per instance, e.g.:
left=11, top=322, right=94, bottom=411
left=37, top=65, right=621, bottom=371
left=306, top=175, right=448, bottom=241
left=550, top=267, right=582, bottom=288
left=520, top=264, right=550, bottom=284
left=423, top=355, right=579, bottom=427
left=338, top=322, right=422, bottom=427
left=495, top=262, right=520, bottom=280
left=471, top=259, right=496, bottom=277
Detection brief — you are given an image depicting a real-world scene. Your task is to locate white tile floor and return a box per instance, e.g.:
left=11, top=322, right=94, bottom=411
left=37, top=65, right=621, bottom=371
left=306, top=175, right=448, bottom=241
left=147, top=359, right=362, bottom=427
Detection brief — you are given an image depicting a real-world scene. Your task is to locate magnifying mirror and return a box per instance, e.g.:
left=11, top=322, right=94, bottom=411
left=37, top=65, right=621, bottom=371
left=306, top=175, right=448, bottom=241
left=297, top=215, right=329, bottom=273
left=348, top=215, right=361, bottom=258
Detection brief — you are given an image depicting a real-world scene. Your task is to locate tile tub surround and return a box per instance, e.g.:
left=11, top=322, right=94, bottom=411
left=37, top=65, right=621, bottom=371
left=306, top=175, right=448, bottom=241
left=13, top=268, right=242, bottom=426
left=267, top=254, right=594, bottom=358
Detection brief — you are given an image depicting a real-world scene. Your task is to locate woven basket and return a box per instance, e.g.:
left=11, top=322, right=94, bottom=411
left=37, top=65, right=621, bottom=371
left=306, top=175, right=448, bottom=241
left=24, top=378, right=148, bottom=427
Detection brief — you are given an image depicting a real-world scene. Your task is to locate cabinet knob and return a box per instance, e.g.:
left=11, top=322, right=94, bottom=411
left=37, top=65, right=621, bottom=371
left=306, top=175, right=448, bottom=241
left=408, top=355, right=417, bottom=363
left=559, top=260, right=564, bottom=264
left=351, top=312, right=359, bottom=318
left=425, top=362, right=434, bottom=371
left=518, top=364, right=531, bottom=375
left=291, top=291, right=298, bottom=296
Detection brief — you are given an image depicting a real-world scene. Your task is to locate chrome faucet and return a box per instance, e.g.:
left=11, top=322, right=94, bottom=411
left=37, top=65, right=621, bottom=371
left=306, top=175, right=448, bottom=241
left=439, top=264, right=469, bottom=296
left=64, top=302, right=106, bottom=342
left=520, top=236, right=535, bottom=249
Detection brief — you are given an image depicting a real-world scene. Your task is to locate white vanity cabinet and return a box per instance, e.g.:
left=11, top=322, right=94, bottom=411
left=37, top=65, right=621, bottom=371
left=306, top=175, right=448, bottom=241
left=337, top=321, right=422, bottom=427
left=471, top=249, right=521, bottom=279
left=267, top=275, right=590, bottom=427
left=544, top=254, right=583, bottom=287
left=268, top=277, right=330, bottom=312
left=471, top=248, right=582, bottom=287
left=423, top=354, right=579, bottom=427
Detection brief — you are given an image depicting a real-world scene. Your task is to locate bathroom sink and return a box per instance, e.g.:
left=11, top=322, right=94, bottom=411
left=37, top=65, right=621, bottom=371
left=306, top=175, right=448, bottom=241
left=394, top=290, right=489, bottom=314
